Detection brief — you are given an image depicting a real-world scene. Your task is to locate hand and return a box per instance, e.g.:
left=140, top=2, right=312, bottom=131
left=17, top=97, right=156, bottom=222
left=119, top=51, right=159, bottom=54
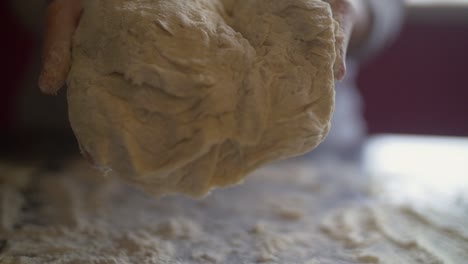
left=39, top=0, right=82, bottom=94
left=323, top=0, right=371, bottom=81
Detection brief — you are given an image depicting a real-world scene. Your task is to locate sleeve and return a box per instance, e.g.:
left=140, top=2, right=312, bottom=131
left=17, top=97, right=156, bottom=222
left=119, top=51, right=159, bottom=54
left=352, top=0, right=406, bottom=61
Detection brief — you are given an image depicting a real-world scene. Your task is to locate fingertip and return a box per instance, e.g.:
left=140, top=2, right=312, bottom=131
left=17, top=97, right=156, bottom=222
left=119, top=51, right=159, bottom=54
left=39, top=43, right=71, bottom=94
left=38, top=67, right=63, bottom=95
left=334, top=62, right=347, bottom=81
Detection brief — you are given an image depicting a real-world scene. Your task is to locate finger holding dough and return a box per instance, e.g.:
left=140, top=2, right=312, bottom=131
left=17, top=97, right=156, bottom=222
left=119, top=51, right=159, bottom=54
left=323, top=0, right=356, bottom=81
left=39, top=0, right=82, bottom=94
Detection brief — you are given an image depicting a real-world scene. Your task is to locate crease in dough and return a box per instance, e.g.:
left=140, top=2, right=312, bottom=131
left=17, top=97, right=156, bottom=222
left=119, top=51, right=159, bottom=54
left=67, top=0, right=338, bottom=197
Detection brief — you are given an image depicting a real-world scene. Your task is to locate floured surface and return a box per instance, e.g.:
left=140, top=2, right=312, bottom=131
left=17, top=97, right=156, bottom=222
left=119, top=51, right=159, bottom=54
left=1, top=158, right=467, bottom=263
left=0, top=160, right=355, bottom=264
left=67, top=0, right=337, bottom=197
left=321, top=204, right=468, bottom=264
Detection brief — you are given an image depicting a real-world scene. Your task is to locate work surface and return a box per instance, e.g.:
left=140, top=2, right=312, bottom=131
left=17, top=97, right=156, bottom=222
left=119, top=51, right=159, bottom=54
left=0, top=152, right=467, bottom=263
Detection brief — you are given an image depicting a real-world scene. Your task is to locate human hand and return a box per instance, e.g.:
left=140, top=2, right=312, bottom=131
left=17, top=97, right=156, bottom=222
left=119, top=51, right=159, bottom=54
left=323, top=0, right=370, bottom=80
left=39, top=0, right=82, bottom=94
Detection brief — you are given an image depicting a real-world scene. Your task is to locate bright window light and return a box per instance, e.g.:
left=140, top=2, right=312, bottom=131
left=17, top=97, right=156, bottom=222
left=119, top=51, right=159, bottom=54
left=406, top=0, right=468, bottom=7
left=363, top=135, right=468, bottom=210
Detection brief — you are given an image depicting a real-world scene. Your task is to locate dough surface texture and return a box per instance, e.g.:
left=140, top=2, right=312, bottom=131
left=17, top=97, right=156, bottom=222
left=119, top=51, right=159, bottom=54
left=68, top=0, right=338, bottom=197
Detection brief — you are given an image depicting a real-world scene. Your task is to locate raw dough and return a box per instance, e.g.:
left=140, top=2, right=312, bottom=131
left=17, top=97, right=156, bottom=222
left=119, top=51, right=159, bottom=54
left=68, top=0, right=338, bottom=197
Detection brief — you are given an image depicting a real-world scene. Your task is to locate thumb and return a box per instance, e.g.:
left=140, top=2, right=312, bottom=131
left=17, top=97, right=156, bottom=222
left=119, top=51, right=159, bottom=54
left=39, top=0, right=82, bottom=94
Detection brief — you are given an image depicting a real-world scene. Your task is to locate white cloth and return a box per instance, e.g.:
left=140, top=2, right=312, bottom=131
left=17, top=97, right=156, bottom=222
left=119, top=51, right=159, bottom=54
left=353, top=0, right=406, bottom=61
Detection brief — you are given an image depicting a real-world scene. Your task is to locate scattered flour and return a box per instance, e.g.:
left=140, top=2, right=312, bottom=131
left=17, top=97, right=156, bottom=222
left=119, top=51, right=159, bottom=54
left=1, top=159, right=466, bottom=263
left=321, top=203, right=468, bottom=264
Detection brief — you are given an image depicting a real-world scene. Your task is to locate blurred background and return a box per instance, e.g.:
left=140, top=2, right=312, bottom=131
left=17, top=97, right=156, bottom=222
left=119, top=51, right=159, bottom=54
left=359, top=0, right=468, bottom=137
left=0, top=0, right=467, bottom=140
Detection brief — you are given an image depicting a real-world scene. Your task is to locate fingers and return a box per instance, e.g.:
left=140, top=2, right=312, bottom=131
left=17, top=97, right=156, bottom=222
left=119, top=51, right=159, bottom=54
left=324, top=0, right=356, bottom=81
left=333, top=28, right=348, bottom=81
left=334, top=2, right=354, bottom=81
left=39, top=0, right=82, bottom=94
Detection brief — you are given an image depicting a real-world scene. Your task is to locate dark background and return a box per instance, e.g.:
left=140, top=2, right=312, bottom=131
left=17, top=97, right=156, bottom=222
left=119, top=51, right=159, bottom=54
left=1, top=2, right=467, bottom=137
left=358, top=11, right=468, bottom=136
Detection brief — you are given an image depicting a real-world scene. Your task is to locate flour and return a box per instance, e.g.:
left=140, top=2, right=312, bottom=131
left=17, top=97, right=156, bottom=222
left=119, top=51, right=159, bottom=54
left=321, top=203, right=468, bottom=264
left=1, top=159, right=467, bottom=263
left=156, top=217, right=202, bottom=239
left=67, top=0, right=337, bottom=197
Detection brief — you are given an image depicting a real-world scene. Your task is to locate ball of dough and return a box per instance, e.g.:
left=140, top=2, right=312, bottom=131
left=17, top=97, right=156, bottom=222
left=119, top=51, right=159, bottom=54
left=68, top=0, right=337, bottom=197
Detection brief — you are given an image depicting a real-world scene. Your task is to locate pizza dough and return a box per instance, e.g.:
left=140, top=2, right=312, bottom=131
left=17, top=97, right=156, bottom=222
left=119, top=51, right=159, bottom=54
left=67, top=0, right=338, bottom=197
